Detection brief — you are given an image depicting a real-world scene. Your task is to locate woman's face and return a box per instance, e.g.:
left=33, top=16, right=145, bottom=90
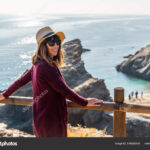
left=46, top=36, right=60, bottom=58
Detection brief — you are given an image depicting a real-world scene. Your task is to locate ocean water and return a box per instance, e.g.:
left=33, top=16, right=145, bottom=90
left=1, top=14, right=150, bottom=97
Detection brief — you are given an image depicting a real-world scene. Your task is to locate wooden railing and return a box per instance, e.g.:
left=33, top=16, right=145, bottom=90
left=1, top=87, right=150, bottom=137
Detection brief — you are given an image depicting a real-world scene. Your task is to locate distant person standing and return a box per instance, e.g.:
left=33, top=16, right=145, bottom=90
left=135, top=91, right=138, bottom=99
left=128, top=94, right=131, bottom=101
left=131, top=91, right=134, bottom=98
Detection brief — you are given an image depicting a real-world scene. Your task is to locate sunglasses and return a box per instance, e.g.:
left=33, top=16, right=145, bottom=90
left=47, top=38, right=61, bottom=46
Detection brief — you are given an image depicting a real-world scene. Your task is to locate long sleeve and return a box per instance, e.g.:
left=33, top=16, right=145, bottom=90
left=40, top=63, right=88, bottom=106
left=2, top=66, right=33, bottom=98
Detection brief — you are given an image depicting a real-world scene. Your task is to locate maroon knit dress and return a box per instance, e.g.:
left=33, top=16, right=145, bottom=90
left=2, top=60, right=88, bottom=137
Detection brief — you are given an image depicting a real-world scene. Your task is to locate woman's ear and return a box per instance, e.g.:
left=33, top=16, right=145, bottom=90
left=46, top=43, right=50, bottom=50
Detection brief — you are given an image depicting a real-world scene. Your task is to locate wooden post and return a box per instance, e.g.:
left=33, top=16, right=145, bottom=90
left=113, top=87, right=126, bottom=137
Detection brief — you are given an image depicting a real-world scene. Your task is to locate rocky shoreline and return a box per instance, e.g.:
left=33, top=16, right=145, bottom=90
left=113, top=44, right=150, bottom=137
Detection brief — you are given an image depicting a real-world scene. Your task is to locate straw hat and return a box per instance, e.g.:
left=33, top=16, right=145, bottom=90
left=36, top=26, right=65, bottom=49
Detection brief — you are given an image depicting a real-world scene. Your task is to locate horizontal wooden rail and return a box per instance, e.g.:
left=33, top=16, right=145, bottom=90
left=1, top=96, right=150, bottom=114
left=0, top=96, right=33, bottom=106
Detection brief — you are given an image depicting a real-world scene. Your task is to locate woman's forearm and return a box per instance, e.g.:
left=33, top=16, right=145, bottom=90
left=2, top=66, right=33, bottom=98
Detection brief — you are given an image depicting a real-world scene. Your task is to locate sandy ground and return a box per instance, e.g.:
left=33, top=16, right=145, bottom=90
left=125, top=92, right=150, bottom=105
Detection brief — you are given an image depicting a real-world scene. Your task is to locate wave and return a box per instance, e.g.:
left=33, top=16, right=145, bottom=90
left=14, top=36, right=35, bottom=45
left=51, top=16, right=150, bottom=30
left=20, top=54, right=31, bottom=59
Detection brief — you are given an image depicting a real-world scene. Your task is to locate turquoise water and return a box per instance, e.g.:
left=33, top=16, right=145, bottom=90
left=1, top=14, right=150, bottom=97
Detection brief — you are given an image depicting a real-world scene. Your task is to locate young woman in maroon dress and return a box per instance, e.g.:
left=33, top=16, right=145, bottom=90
left=0, top=26, right=103, bottom=137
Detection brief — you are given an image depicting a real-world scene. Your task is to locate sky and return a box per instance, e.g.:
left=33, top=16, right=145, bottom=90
left=0, top=0, right=150, bottom=15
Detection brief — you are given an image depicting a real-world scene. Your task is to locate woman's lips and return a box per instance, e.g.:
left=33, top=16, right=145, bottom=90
left=52, top=49, right=58, bottom=52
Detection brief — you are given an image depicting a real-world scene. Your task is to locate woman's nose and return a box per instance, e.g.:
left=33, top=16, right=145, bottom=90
left=54, top=43, right=59, bottom=47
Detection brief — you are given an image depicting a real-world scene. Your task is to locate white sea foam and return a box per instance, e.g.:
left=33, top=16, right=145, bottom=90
left=15, top=36, right=35, bottom=45
left=20, top=54, right=31, bottom=59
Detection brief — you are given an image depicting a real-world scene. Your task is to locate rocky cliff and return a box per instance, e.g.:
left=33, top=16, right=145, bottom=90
left=101, top=112, right=150, bottom=137
left=116, top=44, right=150, bottom=81
left=0, top=39, right=111, bottom=135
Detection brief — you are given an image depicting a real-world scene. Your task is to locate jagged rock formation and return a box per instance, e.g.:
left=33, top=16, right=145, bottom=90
left=116, top=45, right=150, bottom=81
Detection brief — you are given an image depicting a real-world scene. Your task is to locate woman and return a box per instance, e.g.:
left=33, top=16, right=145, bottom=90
left=0, top=26, right=103, bottom=137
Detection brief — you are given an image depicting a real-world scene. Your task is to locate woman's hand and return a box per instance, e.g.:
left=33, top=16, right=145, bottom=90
left=86, top=98, right=103, bottom=106
left=0, top=93, right=5, bottom=101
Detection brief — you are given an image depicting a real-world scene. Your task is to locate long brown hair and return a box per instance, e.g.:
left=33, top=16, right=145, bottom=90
left=32, top=36, right=64, bottom=67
